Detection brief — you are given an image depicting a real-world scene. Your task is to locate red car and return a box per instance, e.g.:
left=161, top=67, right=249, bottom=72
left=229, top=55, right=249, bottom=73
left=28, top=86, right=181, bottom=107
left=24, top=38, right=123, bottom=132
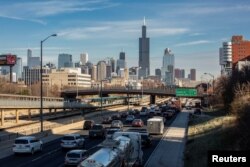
left=132, top=119, right=144, bottom=127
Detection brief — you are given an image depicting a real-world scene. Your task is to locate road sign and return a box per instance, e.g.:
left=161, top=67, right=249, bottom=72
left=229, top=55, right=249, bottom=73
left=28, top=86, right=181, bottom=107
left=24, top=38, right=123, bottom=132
left=175, top=88, right=197, bottom=97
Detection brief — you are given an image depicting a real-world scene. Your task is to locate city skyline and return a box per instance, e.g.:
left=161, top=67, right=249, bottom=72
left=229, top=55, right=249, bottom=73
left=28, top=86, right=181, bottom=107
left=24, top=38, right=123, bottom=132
left=1, top=0, right=250, bottom=79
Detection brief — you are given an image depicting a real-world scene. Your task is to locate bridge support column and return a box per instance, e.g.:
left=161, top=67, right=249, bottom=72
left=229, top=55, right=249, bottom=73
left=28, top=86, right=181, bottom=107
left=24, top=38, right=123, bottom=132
left=49, top=108, right=52, bottom=115
left=28, top=109, right=31, bottom=120
left=150, top=95, right=156, bottom=104
left=54, top=109, right=57, bottom=116
left=15, top=109, right=19, bottom=124
left=1, top=109, right=4, bottom=126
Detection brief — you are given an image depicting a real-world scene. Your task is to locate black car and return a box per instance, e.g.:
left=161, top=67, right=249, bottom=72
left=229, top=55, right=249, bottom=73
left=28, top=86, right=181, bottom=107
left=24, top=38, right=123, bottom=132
left=111, top=114, right=121, bottom=120
left=121, top=112, right=128, bottom=118
left=141, top=133, right=152, bottom=147
left=102, top=116, right=112, bottom=124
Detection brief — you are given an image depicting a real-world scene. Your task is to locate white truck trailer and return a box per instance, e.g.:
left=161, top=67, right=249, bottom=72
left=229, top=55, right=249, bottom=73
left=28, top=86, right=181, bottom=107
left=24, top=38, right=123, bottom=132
left=147, top=117, right=164, bottom=135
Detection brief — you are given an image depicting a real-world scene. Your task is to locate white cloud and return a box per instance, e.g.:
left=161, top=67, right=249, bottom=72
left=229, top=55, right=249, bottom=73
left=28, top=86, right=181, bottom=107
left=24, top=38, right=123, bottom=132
left=58, top=20, right=189, bottom=40
left=0, top=0, right=118, bottom=24
left=175, top=40, right=212, bottom=47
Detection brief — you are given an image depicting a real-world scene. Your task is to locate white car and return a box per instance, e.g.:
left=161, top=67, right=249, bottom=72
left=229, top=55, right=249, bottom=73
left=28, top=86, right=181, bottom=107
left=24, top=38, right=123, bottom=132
left=61, top=134, right=85, bottom=149
left=64, top=149, right=88, bottom=166
left=111, top=120, right=123, bottom=129
left=13, top=136, right=43, bottom=155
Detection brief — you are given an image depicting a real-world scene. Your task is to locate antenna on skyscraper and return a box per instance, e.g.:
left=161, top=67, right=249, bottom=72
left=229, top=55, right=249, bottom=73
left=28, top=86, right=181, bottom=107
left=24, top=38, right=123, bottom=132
left=143, top=17, right=146, bottom=25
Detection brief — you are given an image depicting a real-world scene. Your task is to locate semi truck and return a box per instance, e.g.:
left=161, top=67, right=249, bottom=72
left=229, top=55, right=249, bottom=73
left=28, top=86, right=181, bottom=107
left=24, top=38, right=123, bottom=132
left=78, top=132, right=143, bottom=167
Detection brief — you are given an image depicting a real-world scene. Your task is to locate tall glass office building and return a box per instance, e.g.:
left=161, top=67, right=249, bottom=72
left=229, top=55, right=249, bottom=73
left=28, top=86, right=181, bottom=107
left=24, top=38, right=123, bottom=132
left=161, top=48, right=175, bottom=85
left=58, top=53, right=73, bottom=69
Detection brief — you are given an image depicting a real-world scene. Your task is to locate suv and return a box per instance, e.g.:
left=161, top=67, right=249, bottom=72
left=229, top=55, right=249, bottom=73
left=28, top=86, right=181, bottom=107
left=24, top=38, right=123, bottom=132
left=61, top=134, right=85, bottom=149
left=13, top=136, right=43, bottom=155
left=89, top=124, right=106, bottom=139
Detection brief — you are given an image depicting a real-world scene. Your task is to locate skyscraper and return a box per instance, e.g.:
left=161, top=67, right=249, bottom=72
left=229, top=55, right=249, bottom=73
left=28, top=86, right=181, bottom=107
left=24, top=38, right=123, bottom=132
left=116, top=51, right=127, bottom=75
left=13, top=57, right=23, bottom=81
left=58, top=53, right=73, bottom=69
left=80, top=53, right=88, bottom=65
left=161, top=48, right=175, bottom=85
left=139, top=18, right=150, bottom=78
left=97, top=61, right=106, bottom=81
left=27, top=49, right=40, bottom=68
left=219, top=42, right=232, bottom=75
left=190, top=69, right=196, bottom=81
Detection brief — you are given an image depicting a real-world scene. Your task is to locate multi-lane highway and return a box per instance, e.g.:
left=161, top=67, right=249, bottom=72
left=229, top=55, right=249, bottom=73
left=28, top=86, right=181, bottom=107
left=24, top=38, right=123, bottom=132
left=0, top=98, right=180, bottom=167
left=0, top=117, right=177, bottom=167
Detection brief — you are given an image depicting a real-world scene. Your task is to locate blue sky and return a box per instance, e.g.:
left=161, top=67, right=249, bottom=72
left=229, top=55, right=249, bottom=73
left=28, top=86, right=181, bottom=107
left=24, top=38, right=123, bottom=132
left=1, top=0, right=250, bottom=80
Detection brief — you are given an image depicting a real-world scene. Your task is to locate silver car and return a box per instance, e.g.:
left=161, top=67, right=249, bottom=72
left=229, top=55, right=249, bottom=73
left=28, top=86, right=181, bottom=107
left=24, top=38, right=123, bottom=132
left=65, top=149, right=88, bottom=166
left=111, top=120, right=123, bottom=129
left=61, top=134, right=85, bottom=149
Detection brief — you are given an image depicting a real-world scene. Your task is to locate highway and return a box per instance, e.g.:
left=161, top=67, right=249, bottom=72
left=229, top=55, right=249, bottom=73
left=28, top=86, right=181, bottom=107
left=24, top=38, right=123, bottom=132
left=0, top=112, right=177, bottom=167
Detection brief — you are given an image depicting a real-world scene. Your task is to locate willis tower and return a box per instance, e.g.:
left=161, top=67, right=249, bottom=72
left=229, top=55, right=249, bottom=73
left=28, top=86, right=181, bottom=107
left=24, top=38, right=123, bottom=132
left=139, top=17, right=150, bottom=78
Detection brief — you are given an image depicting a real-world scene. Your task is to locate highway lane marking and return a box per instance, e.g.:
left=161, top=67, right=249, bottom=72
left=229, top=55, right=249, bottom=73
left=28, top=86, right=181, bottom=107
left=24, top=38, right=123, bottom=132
left=31, top=148, right=61, bottom=162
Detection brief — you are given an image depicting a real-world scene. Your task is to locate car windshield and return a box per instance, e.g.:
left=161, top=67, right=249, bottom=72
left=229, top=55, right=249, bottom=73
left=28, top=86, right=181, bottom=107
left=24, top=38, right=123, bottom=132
left=15, top=139, right=28, bottom=144
left=63, top=136, right=75, bottom=140
left=67, top=153, right=81, bottom=158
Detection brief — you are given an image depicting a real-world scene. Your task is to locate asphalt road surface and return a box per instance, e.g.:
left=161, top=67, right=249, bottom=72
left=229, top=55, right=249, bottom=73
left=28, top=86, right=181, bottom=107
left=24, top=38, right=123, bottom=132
left=0, top=112, right=178, bottom=167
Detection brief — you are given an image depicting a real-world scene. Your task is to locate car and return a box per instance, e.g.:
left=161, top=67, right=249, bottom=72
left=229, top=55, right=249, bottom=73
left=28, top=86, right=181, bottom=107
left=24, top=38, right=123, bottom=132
left=126, top=128, right=152, bottom=147
left=149, top=106, right=155, bottom=115
left=140, top=107, right=148, bottom=116
left=89, top=124, right=106, bottom=139
left=13, top=136, right=43, bottom=155
left=102, top=116, right=112, bottom=124
left=141, top=133, right=152, bottom=147
left=121, top=111, right=128, bottom=118
left=111, top=114, right=121, bottom=120
left=64, top=149, right=88, bottom=166
left=128, top=109, right=136, bottom=115
left=125, top=115, right=135, bottom=122
left=186, top=106, right=192, bottom=110
left=134, top=109, right=140, bottom=115
left=111, top=120, right=123, bottom=129
left=105, top=128, right=122, bottom=139
left=83, top=120, right=95, bottom=130
left=132, top=119, right=144, bottom=127
left=155, top=107, right=161, bottom=115
left=61, top=134, right=85, bottom=149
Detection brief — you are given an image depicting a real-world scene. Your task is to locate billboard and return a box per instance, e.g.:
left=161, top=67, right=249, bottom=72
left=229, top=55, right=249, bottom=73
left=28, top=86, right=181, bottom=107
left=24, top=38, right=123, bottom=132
left=0, top=54, right=17, bottom=66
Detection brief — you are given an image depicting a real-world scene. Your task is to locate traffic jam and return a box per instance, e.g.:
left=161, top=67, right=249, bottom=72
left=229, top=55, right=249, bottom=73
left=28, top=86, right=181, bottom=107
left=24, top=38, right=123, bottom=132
left=12, top=99, right=182, bottom=167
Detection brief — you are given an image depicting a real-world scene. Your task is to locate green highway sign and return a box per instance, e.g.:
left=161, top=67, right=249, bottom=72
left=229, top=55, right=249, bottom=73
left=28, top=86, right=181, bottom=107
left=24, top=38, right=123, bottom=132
left=175, top=88, right=197, bottom=97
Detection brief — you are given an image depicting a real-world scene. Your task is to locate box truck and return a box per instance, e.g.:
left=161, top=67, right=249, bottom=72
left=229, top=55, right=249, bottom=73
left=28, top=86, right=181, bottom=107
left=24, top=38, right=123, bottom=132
left=147, top=117, right=164, bottom=135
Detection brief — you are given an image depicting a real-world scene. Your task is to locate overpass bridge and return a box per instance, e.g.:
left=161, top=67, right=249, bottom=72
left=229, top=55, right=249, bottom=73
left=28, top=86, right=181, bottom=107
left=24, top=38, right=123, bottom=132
left=61, top=87, right=204, bottom=104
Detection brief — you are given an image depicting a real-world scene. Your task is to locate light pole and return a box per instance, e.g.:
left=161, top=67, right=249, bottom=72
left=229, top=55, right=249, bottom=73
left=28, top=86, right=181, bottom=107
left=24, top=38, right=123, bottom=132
left=40, top=34, right=57, bottom=132
left=126, top=81, right=130, bottom=111
left=204, top=72, right=215, bottom=94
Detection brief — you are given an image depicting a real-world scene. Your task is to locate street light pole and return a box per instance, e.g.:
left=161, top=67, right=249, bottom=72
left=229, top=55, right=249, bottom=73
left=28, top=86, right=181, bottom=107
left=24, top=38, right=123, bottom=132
left=40, top=34, right=57, bottom=132
left=100, top=80, right=103, bottom=117
left=204, top=72, right=215, bottom=94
